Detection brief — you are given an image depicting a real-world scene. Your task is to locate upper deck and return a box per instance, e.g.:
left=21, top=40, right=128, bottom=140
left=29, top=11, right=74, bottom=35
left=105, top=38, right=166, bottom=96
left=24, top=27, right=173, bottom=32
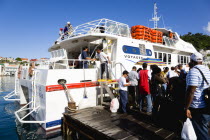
left=51, top=18, right=196, bottom=54
left=56, top=18, right=131, bottom=42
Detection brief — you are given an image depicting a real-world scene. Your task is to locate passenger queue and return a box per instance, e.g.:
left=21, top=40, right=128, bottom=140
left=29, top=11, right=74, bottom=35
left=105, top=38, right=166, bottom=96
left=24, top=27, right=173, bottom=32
left=118, top=52, right=210, bottom=140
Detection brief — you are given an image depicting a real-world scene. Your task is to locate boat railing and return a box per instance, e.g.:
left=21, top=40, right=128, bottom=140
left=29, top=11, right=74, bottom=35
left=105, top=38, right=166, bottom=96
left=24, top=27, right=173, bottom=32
left=163, top=36, right=177, bottom=47
left=15, top=71, right=45, bottom=124
left=3, top=71, right=20, bottom=101
left=57, top=18, right=131, bottom=42
left=49, top=59, right=97, bottom=69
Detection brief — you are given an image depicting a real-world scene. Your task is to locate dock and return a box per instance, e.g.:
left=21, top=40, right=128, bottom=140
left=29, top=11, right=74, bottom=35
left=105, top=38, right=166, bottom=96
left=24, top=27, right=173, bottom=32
left=62, top=106, right=178, bottom=140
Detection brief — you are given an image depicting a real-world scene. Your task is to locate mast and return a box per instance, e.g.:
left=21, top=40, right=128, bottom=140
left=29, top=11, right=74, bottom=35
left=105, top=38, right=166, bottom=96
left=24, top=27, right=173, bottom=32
left=150, top=3, right=160, bottom=29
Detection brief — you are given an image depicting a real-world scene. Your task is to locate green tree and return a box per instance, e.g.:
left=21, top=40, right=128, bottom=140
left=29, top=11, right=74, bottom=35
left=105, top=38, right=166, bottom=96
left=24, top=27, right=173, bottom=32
left=180, top=32, right=210, bottom=51
left=15, top=57, right=22, bottom=61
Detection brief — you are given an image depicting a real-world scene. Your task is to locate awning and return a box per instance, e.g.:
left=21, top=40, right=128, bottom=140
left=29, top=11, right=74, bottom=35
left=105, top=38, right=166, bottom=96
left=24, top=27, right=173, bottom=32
left=135, top=58, right=166, bottom=66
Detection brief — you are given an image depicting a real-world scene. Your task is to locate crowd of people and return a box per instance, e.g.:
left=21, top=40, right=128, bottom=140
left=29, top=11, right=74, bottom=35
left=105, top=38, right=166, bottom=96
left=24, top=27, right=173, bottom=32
left=118, top=52, right=210, bottom=139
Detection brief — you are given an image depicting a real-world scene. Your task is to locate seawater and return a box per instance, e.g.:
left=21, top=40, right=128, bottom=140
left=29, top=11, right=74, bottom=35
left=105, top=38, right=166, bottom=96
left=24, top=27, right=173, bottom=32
left=0, top=76, right=19, bottom=140
left=0, top=76, right=62, bottom=140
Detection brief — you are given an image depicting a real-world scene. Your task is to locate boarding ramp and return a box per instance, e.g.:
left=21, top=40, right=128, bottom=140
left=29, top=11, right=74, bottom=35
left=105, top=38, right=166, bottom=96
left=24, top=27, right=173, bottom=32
left=57, top=18, right=131, bottom=42
left=98, top=62, right=127, bottom=105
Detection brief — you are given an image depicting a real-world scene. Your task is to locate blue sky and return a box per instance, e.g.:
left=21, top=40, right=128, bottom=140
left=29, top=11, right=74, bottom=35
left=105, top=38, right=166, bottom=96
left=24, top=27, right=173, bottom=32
left=0, top=0, right=210, bottom=59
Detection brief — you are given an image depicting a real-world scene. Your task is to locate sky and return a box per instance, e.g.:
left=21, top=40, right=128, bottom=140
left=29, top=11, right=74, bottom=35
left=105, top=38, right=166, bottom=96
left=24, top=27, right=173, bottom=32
left=0, top=0, right=210, bottom=59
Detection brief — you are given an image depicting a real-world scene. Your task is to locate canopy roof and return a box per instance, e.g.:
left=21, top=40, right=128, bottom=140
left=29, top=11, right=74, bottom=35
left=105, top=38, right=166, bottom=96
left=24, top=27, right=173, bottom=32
left=135, top=58, right=166, bottom=66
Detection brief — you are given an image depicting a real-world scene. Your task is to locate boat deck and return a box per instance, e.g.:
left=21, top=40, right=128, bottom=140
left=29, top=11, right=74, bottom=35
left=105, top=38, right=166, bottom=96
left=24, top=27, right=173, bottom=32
left=63, top=106, right=178, bottom=140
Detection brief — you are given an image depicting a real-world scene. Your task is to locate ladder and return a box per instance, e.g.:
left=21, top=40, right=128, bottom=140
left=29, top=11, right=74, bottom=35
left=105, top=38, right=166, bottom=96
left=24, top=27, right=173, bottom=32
left=97, top=62, right=127, bottom=105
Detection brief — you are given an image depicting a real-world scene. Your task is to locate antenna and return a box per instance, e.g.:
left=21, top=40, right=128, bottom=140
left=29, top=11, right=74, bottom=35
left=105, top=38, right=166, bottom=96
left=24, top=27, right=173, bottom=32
left=150, top=3, right=160, bottom=28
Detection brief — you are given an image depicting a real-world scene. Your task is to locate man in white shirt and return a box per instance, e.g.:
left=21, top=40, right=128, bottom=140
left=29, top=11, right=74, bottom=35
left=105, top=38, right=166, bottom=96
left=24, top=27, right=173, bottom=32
left=96, top=48, right=110, bottom=79
left=128, top=66, right=139, bottom=106
left=118, top=70, right=131, bottom=113
left=167, top=66, right=179, bottom=79
left=185, top=52, right=210, bottom=139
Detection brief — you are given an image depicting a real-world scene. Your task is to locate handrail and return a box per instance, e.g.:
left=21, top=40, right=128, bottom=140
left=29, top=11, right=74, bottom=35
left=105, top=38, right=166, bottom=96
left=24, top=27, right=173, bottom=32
left=15, top=101, right=45, bottom=124
left=3, top=71, right=20, bottom=101
left=56, top=18, right=131, bottom=43
left=15, top=70, right=45, bottom=124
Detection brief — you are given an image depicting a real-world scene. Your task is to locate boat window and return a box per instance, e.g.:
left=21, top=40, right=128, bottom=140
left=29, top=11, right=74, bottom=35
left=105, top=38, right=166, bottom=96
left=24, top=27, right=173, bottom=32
left=118, top=24, right=129, bottom=37
left=158, top=53, right=162, bottom=60
left=154, top=52, right=157, bottom=58
left=55, top=50, right=58, bottom=57
left=51, top=52, right=55, bottom=58
left=60, top=49, right=64, bottom=57
left=163, top=53, right=167, bottom=62
left=123, top=47, right=127, bottom=52
left=181, top=56, right=184, bottom=64
left=163, top=37, right=170, bottom=46
left=168, top=54, right=171, bottom=64
left=169, top=39, right=174, bottom=46
left=122, top=45, right=140, bottom=55
left=139, top=44, right=146, bottom=55
left=184, top=56, right=187, bottom=64
left=187, top=56, right=190, bottom=63
left=146, top=49, right=152, bottom=56
left=178, top=55, right=180, bottom=63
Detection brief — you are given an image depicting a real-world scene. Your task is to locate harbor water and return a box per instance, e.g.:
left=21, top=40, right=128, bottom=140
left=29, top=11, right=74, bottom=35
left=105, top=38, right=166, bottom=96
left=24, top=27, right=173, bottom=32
left=0, top=76, right=62, bottom=140
left=0, top=76, right=19, bottom=140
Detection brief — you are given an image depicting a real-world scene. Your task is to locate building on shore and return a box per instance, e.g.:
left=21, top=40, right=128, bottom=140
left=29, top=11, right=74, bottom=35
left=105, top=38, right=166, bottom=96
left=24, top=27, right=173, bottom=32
left=0, top=63, right=19, bottom=76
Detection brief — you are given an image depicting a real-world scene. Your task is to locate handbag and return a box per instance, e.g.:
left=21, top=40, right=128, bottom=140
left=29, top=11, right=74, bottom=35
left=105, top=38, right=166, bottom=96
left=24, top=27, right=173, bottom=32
left=194, top=67, right=210, bottom=114
left=181, top=118, right=197, bottom=140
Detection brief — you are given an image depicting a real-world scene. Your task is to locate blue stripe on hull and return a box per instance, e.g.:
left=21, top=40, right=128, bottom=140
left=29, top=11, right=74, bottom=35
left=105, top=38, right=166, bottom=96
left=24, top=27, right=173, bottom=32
left=46, top=119, right=61, bottom=128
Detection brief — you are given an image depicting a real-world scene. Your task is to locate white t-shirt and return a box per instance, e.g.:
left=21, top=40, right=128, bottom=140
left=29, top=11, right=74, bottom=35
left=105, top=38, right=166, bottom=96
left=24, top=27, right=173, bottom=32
left=167, top=70, right=178, bottom=78
left=187, top=65, right=210, bottom=108
left=78, top=54, right=82, bottom=61
left=118, top=76, right=128, bottom=91
left=96, top=52, right=108, bottom=63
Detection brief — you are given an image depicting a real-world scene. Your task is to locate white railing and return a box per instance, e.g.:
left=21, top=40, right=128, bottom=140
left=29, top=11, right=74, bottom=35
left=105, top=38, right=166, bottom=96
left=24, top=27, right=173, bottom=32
left=3, top=71, right=20, bottom=101
left=57, top=18, right=131, bottom=42
left=15, top=71, right=45, bottom=124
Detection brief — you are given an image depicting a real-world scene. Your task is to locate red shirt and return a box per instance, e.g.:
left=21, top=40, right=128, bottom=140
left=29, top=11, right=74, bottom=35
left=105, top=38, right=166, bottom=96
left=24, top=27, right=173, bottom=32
left=139, top=70, right=150, bottom=95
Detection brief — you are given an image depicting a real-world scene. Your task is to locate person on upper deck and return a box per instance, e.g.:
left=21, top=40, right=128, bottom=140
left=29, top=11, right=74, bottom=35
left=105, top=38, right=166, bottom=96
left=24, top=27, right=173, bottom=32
left=59, top=28, right=63, bottom=36
left=64, top=21, right=73, bottom=36
left=59, top=28, right=64, bottom=40
left=99, top=24, right=105, bottom=33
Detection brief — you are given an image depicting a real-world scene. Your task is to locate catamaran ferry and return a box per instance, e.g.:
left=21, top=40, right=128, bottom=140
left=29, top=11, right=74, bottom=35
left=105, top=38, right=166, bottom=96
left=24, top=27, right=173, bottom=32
left=4, top=3, right=197, bottom=133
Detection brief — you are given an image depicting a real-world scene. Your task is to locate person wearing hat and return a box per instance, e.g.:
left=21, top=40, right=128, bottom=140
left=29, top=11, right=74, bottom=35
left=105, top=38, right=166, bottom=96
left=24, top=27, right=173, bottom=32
left=64, top=21, right=73, bottom=36
left=185, top=52, right=210, bottom=139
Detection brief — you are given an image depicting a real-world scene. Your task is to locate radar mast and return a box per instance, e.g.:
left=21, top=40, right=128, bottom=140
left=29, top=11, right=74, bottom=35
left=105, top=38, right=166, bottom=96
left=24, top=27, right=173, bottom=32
left=150, top=3, right=160, bottom=29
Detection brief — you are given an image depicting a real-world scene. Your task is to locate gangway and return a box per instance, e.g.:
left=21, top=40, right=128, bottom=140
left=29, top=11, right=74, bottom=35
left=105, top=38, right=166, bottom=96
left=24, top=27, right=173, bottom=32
left=98, top=62, right=127, bottom=105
